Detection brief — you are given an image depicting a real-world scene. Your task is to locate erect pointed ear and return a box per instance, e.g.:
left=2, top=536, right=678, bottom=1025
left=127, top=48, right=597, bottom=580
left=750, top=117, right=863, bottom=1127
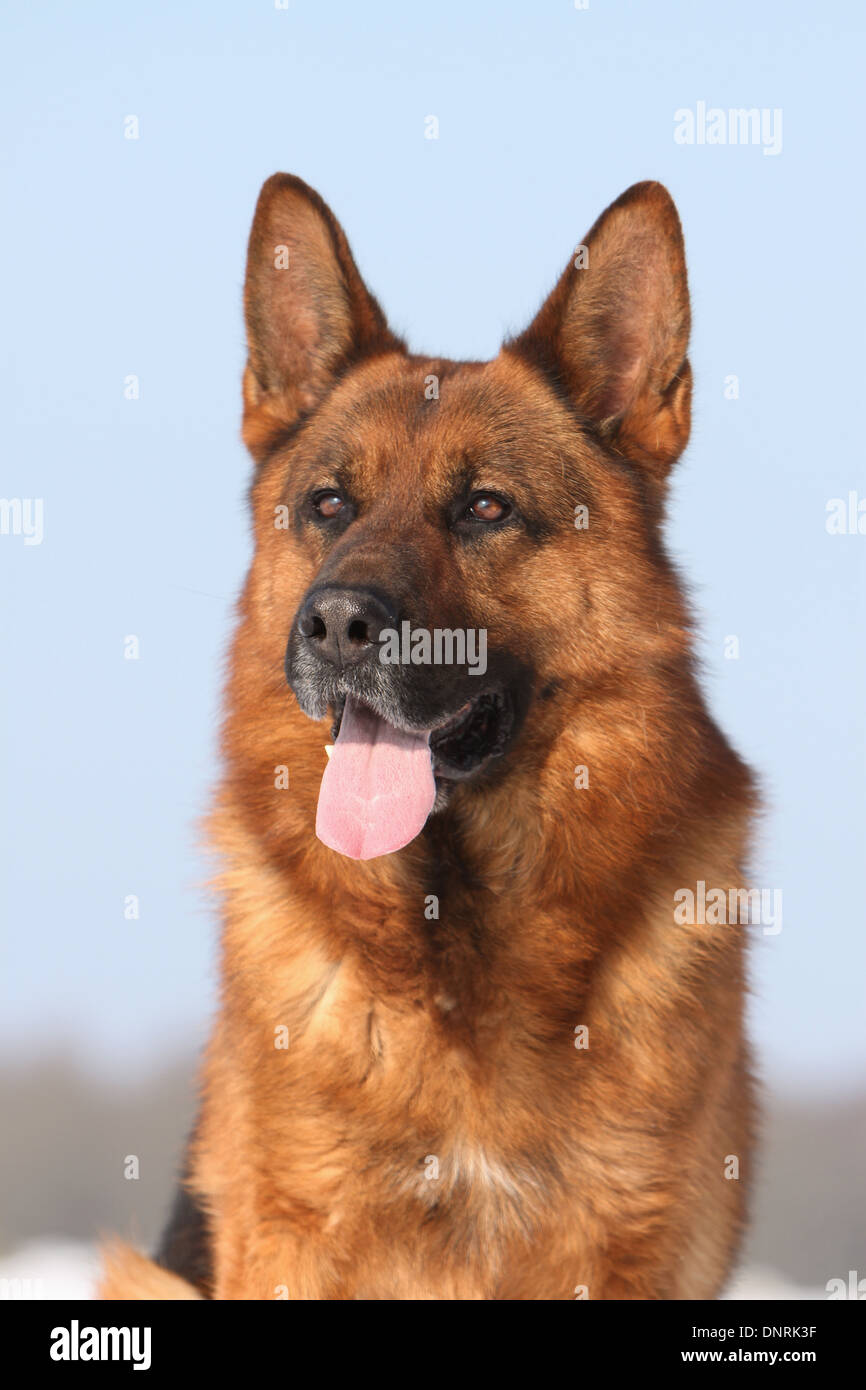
left=508, top=181, right=692, bottom=479
left=242, top=174, right=404, bottom=457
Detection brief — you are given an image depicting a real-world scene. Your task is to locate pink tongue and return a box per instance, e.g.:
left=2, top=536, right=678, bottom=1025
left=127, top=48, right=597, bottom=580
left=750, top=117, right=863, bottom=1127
left=316, top=697, right=436, bottom=860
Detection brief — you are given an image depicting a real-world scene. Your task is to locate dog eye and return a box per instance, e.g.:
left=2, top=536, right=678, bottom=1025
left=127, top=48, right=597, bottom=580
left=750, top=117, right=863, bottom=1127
left=467, top=493, right=511, bottom=523
left=313, top=491, right=345, bottom=518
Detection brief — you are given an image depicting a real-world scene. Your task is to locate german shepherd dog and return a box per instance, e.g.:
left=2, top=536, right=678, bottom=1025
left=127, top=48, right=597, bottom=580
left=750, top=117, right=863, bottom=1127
left=102, top=175, right=756, bottom=1300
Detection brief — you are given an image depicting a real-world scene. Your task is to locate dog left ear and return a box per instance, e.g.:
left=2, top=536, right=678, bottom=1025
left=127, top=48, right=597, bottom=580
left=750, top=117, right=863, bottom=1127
left=508, top=181, right=691, bottom=479
left=242, top=174, right=403, bottom=459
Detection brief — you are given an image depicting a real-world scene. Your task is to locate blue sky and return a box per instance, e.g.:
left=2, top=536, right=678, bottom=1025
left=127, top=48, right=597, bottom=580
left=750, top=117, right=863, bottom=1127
left=1, top=0, right=864, bottom=1091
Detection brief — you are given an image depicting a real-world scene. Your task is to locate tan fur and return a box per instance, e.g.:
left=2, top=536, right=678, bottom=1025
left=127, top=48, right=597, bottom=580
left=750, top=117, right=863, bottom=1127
left=102, top=176, right=756, bottom=1300
left=99, top=1242, right=202, bottom=1300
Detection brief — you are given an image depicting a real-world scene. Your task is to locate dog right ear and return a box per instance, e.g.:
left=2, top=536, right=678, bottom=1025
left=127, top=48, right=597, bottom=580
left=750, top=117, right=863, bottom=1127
left=242, top=174, right=402, bottom=459
left=507, top=181, right=692, bottom=481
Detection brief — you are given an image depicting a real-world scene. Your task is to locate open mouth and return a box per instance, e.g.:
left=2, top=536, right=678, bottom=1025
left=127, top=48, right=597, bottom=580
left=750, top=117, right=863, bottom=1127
left=428, top=690, right=513, bottom=778
left=329, top=688, right=514, bottom=781
left=316, top=687, right=517, bottom=861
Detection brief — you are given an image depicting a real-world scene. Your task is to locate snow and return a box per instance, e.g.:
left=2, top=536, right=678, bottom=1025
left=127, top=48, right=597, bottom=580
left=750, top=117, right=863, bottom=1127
left=0, top=1240, right=826, bottom=1301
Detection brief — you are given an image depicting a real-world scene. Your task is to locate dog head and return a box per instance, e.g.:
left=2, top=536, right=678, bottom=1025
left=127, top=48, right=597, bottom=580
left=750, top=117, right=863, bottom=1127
left=238, top=174, right=692, bottom=858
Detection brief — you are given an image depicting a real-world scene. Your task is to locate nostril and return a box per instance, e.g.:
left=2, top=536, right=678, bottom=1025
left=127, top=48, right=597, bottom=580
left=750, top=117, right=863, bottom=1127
left=296, top=588, right=394, bottom=666
left=299, top=613, right=327, bottom=640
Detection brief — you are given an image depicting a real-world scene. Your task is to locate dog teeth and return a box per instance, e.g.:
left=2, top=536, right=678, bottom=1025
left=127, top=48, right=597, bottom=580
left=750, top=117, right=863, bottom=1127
left=324, top=744, right=334, bottom=759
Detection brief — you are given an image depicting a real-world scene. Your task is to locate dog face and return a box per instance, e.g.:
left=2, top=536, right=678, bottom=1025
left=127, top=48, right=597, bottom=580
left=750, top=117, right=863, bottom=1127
left=239, top=176, right=693, bottom=856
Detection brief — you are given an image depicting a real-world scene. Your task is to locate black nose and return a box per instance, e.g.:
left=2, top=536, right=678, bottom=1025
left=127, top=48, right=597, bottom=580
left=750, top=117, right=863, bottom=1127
left=296, top=587, right=396, bottom=668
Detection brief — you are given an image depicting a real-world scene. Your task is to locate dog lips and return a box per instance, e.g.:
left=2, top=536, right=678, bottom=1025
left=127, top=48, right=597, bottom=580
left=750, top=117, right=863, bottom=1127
left=316, top=696, right=436, bottom=860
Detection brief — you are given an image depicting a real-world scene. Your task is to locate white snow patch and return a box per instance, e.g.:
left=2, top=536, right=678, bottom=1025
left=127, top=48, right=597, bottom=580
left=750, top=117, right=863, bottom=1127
left=722, top=1265, right=825, bottom=1300
left=0, top=1242, right=826, bottom=1302
left=0, top=1240, right=99, bottom=1300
